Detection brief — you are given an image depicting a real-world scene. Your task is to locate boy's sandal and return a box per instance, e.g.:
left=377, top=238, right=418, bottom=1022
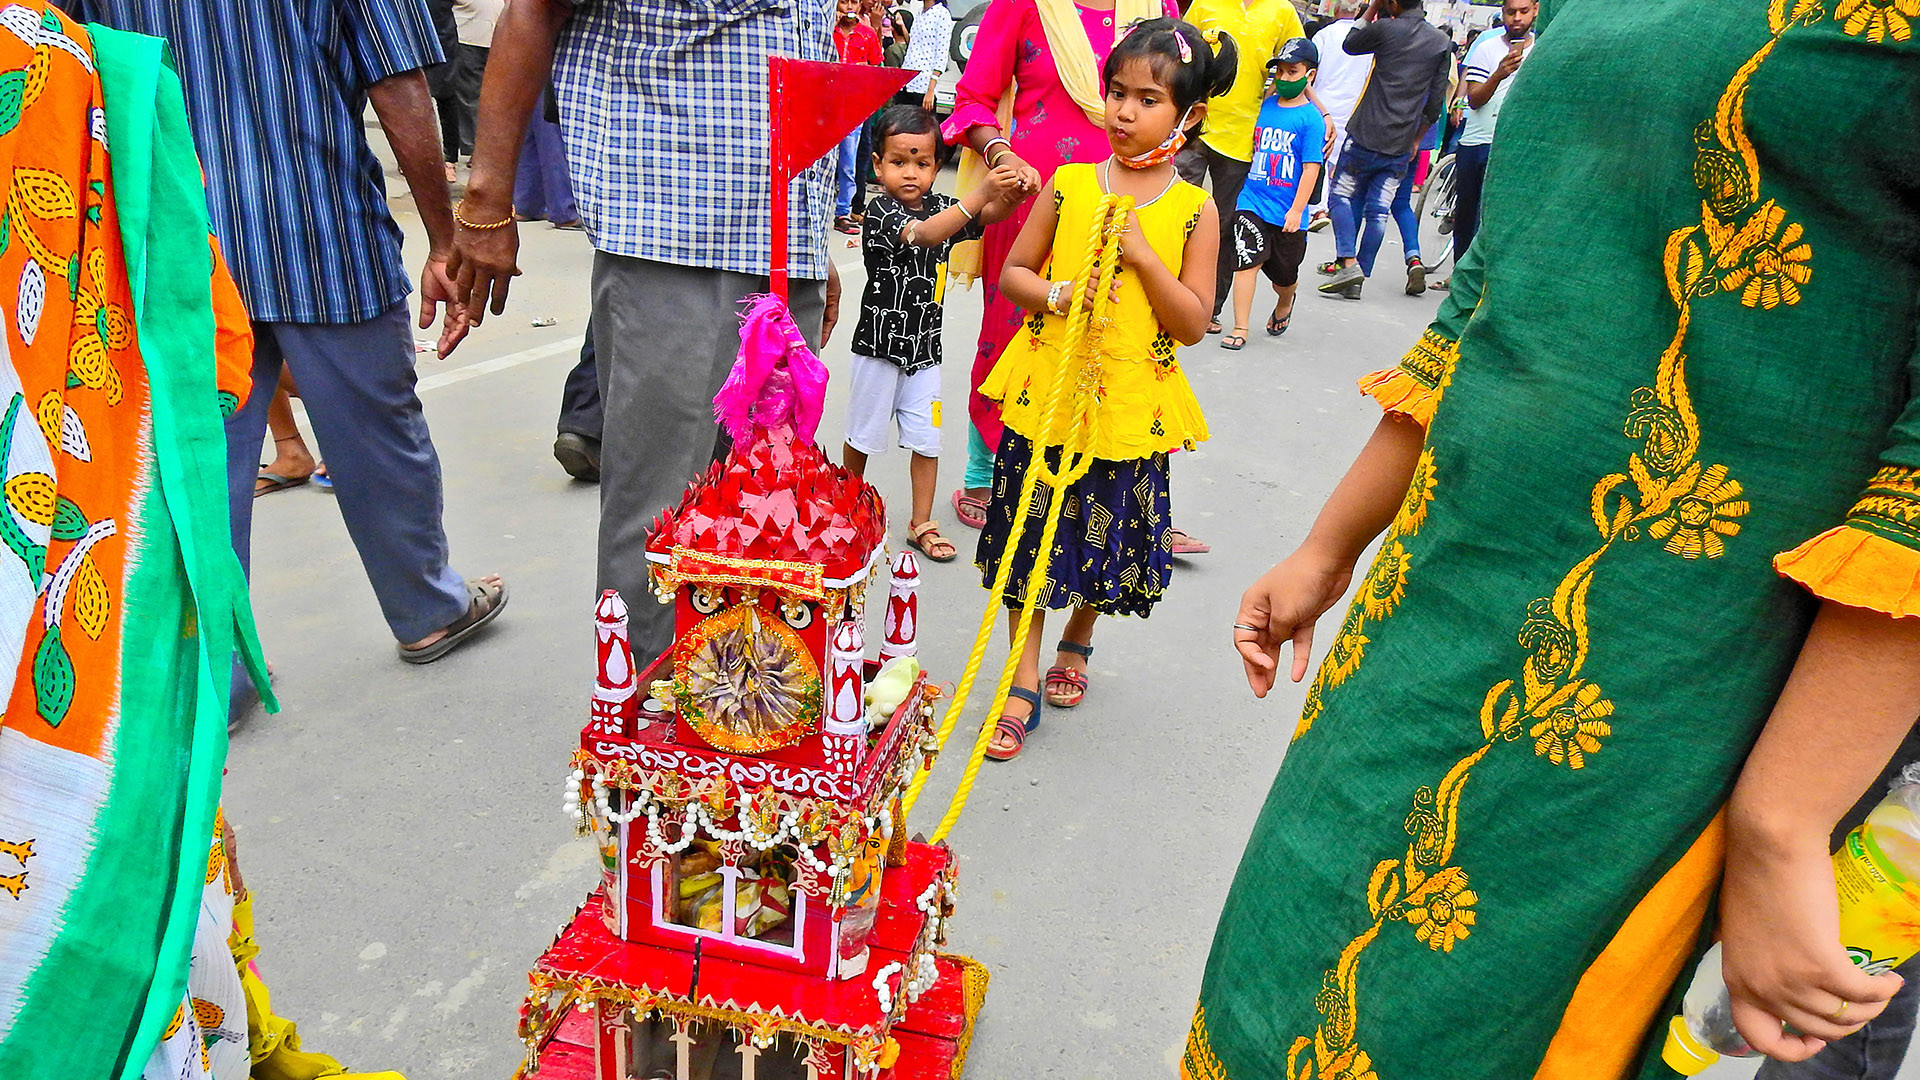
left=951, top=490, right=989, bottom=530
left=907, top=520, right=958, bottom=563
left=1045, top=640, right=1093, bottom=707
left=1266, top=311, right=1291, bottom=337
left=1206, top=318, right=1223, bottom=335
left=1220, top=328, right=1249, bottom=351
left=985, top=686, right=1043, bottom=762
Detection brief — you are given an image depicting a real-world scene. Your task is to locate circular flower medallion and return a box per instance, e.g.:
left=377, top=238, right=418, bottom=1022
left=674, top=604, right=822, bottom=754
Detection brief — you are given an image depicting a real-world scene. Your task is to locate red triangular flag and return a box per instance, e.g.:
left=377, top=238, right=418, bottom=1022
left=770, top=58, right=915, bottom=184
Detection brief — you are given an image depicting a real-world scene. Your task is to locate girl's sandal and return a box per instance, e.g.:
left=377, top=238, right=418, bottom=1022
left=985, top=687, right=1043, bottom=762
left=907, top=520, right=958, bottom=563
left=951, top=489, right=989, bottom=530
left=1221, top=327, right=1250, bottom=351
left=1044, top=640, right=1093, bottom=707
left=1206, top=319, right=1223, bottom=335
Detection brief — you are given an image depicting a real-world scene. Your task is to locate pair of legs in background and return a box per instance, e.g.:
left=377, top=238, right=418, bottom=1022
left=225, top=302, right=504, bottom=703
left=1321, top=138, right=1425, bottom=298
left=1173, top=137, right=1253, bottom=334
left=1221, top=211, right=1307, bottom=349
left=842, top=355, right=955, bottom=562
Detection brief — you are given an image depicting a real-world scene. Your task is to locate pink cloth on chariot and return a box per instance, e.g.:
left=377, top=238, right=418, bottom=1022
left=715, top=294, right=831, bottom=448
left=940, top=0, right=1177, bottom=451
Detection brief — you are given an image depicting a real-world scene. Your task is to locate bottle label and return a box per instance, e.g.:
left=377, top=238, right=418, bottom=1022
left=1833, top=825, right=1920, bottom=976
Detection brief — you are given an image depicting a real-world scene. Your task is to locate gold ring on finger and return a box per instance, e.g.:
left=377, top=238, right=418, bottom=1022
left=1832, top=999, right=1851, bottom=1023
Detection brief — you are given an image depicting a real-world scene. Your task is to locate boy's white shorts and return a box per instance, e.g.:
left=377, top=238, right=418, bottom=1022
left=844, top=354, right=941, bottom=458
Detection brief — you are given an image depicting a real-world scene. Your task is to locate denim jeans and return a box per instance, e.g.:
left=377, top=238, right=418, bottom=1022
left=1328, top=138, right=1412, bottom=273
left=835, top=126, right=862, bottom=218
left=1452, top=140, right=1492, bottom=258
left=1356, top=166, right=1423, bottom=276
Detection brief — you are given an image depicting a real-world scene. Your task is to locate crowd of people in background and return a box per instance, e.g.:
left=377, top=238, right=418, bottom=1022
left=54, top=0, right=1918, bottom=1078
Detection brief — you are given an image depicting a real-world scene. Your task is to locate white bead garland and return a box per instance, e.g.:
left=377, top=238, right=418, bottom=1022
left=872, top=961, right=904, bottom=1014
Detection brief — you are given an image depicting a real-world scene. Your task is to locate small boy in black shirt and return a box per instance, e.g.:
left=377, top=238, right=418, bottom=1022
left=845, top=106, right=1019, bottom=562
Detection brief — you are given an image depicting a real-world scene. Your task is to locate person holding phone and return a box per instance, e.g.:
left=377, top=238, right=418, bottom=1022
left=1451, top=0, right=1535, bottom=257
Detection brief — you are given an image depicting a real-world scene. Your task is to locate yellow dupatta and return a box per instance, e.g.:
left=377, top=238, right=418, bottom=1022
left=949, top=0, right=1163, bottom=284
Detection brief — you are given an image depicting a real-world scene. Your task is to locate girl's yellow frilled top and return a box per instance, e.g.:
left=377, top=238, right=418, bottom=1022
left=978, top=162, right=1211, bottom=462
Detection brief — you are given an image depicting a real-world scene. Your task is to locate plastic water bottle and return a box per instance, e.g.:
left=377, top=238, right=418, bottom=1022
left=1662, top=765, right=1920, bottom=1075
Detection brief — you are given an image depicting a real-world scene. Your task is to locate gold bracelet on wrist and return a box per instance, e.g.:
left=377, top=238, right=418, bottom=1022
left=454, top=201, right=513, bottom=231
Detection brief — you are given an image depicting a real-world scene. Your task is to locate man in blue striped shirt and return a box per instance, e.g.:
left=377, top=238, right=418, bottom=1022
left=450, top=0, right=839, bottom=665
left=67, top=0, right=509, bottom=677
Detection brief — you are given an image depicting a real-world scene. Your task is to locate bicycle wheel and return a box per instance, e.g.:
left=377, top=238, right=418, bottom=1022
left=1416, top=154, right=1458, bottom=275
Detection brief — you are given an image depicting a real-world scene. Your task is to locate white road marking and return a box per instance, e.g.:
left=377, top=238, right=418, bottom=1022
left=417, top=337, right=580, bottom=394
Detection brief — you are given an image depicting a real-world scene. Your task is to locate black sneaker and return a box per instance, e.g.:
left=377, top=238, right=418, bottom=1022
left=554, top=432, right=601, bottom=482
left=1405, top=259, right=1427, bottom=295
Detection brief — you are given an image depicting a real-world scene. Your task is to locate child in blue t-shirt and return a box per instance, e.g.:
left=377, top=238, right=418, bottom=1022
left=1221, top=37, right=1326, bottom=350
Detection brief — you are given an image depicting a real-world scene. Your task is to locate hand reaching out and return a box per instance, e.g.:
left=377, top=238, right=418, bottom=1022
left=419, top=256, right=470, bottom=358
left=1232, top=551, right=1355, bottom=697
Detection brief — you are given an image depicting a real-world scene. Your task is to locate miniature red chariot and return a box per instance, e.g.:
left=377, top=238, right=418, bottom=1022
left=513, top=279, right=986, bottom=1077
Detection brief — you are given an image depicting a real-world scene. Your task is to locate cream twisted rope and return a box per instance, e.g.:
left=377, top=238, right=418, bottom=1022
left=903, top=192, right=1134, bottom=841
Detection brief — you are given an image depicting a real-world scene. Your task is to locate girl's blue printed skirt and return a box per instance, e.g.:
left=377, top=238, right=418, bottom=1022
left=974, top=430, right=1172, bottom=617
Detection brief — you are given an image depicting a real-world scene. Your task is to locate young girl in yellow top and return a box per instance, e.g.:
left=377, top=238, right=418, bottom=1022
left=975, top=17, right=1234, bottom=761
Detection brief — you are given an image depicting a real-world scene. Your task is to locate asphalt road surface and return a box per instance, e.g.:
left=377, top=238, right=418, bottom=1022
left=222, top=170, right=1893, bottom=1080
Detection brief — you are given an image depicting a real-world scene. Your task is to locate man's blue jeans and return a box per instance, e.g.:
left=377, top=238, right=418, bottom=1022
left=1328, top=138, right=1413, bottom=276
left=835, top=126, right=862, bottom=217
left=1452, top=140, right=1493, bottom=257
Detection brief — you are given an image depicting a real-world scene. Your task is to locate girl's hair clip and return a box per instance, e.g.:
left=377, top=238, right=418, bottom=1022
left=1177, top=32, right=1194, bottom=63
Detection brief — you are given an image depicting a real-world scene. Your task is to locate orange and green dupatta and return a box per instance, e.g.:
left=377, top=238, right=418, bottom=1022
left=0, top=6, right=265, bottom=1077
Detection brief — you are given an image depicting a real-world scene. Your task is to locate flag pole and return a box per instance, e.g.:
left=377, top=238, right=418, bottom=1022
left=769, top=59, right=789, bottom=302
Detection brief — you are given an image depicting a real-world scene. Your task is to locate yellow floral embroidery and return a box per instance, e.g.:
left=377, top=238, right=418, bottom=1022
left=1184, top=1006, right=1231, bottom=1080
left=1527, top=681, right=1615, bottom=769
left=1404, top=867, right=1477, bottom=952
left=1361, top=543, right=1409, bottom=620
left=1838, top=0, right=1918, bottom=40
left=1240, top=5, right=1841, bottom=1076
left=1713, top=201, right=1813, bottom=308
left=1647, top=463, right=1751, bottom=558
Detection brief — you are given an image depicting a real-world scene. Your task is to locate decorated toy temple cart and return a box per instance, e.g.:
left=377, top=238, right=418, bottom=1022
left=510, top=54, right=991, bottom=1080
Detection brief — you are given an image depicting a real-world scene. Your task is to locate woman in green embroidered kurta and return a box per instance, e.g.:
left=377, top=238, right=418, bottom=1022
left=1184, top=2, right=1920, bottom=1078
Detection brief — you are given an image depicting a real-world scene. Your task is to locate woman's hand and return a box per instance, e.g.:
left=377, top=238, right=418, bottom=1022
left=994, top=149, right=1043, bottom=197
left=1232, top=548, right=1354, bottom=697
left=1719, top=820, right=1902, bottom=1060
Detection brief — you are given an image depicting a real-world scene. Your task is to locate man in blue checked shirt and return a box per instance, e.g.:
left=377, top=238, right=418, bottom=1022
left=452, top=0, right=841, bottom=666
left=68, top=0, right=510, bottom=691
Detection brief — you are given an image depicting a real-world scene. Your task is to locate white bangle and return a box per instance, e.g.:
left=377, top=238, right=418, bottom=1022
left=982, top=136, right=1012, bottom=164
left=957, top=201, right=976, bottom=221
left=1045, top=280, right=1068, bottom=315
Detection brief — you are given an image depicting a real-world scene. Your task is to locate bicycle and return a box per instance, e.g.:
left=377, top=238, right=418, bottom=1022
left=1415, top=152, right=1459, bottom=279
